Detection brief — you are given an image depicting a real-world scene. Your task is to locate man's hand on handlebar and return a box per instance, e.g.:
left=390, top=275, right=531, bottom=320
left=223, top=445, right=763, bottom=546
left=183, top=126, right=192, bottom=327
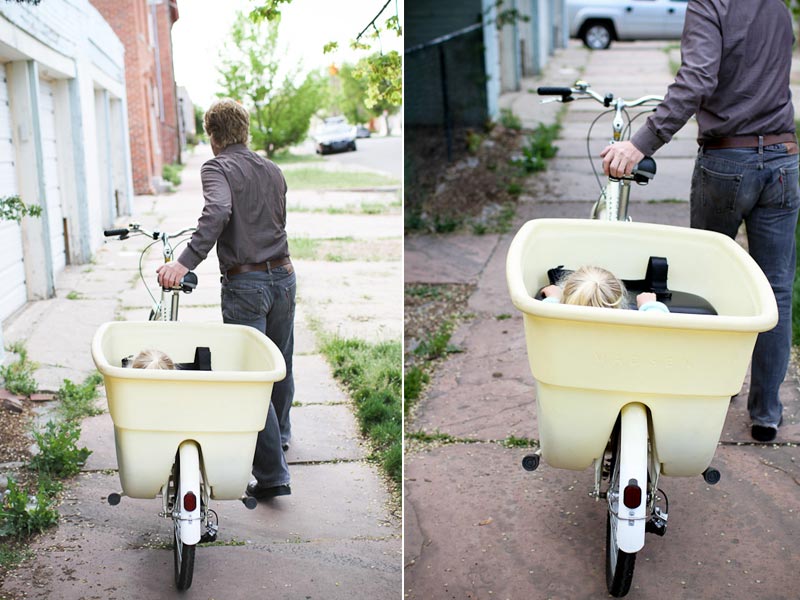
left=157, top=261, right=189, bottom=289
left=601, top=141, right=645, bottom=178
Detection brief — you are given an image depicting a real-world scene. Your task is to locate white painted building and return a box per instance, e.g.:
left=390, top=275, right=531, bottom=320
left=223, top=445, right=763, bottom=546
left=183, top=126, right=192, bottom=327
left=0, top=1, right=133, bottom=357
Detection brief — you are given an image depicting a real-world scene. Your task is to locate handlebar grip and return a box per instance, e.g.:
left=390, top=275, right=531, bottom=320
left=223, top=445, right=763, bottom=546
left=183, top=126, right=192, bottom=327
left=180, top=272, right=198, bottom=294
left=104, top=228, right=129, bottom=237
left=632, top=157, right=657, bottom=184
left=537, top=87, right=573, bottom=96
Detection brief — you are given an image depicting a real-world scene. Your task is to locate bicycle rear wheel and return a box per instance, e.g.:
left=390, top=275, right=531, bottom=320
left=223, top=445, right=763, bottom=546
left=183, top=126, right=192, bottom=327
left=605, top=423, right=636, bottom=597
left=171, top=454, right=195, bottom=590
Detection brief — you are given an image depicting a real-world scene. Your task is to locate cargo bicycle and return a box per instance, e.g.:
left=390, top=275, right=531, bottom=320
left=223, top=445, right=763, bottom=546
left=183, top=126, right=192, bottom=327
left=506, top=84, right=779, bottom=597
left=92, top=224, right=286, bottom=590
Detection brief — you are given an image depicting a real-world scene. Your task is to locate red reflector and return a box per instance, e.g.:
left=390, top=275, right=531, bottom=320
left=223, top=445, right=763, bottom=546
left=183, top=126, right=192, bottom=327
left=183, top=491, right=197, bottom=512
left=623, top=484, right=642, bottom=509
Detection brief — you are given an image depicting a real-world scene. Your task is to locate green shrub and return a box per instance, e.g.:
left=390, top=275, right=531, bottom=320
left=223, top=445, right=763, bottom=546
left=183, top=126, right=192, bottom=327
left=29, top=421, right=91, bottom=478
left=162, top=163, right=184, bottom=187
left=0, top=478, right=58, bottom=539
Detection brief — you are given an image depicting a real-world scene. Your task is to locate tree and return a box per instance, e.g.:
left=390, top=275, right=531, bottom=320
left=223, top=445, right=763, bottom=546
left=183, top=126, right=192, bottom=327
left=333, top=56, right=401, bottom=132
left=217, top=12, right=326, bottom=157
left=250, top=0, right=402, bottom=109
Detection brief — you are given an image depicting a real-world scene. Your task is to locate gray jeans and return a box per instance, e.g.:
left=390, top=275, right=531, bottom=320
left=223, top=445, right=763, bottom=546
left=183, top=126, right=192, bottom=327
left=691, top=144, right=800, bottom=428
left=221, top=266, right=296, bottom=486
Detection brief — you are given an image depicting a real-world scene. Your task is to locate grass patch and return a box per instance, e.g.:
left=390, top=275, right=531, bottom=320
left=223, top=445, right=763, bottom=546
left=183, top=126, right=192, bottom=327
left=288, top=237, right=321, bottom=259
left=65, top=291, right=81, bottom=300
left=406, top=430, right=478, bottom=445
left=1, top=343, right=38, bottom=397
left=405, top=285, right=442, bottom=300
left=319, top=337, right=401, bottom=487
left=0, top=542, right=32, bottom=571
left=502, top=435, right=538, bottom=448
left=496, top=313, right=512, bottom=320
left=284, top=168, right=398, bottom=190
left=403, top=366, right=429, bottom=414
left=271, top=151, right=324, bottom=165
left=56, top=373, right=104, bottom=422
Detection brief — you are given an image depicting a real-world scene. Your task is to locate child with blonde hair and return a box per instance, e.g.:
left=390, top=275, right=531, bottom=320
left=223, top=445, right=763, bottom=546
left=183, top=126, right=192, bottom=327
left=131, top=349, right=175, bottom=370
left=541, top=265, right=668, bottom=312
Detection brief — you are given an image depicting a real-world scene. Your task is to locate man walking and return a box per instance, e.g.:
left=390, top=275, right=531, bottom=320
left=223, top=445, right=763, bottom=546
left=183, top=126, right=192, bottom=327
left=157, top=98, right=295, bottom=497
left=601, top=0, right=798, bottom=442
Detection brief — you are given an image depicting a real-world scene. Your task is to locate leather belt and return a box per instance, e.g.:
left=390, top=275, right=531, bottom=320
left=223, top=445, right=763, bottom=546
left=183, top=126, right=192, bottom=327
left=226, top=257, right=292, bottom=278
left=700, top=132, right=797, bottom=149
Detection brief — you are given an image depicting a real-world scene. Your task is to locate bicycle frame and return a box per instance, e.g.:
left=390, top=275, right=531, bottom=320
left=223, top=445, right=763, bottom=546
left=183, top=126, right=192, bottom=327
left=103, top=223, right=197, bottom=321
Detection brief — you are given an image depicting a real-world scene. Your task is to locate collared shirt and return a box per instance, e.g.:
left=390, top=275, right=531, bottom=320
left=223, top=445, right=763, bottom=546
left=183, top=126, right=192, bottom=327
left=632, top=0, right=795, bottom=156
left=178, top=144, right=289, bottom=274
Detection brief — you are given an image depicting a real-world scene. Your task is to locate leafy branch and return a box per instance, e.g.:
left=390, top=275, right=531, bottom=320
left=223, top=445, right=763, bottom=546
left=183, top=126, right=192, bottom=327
left=0, top=196, right=42, bottom=222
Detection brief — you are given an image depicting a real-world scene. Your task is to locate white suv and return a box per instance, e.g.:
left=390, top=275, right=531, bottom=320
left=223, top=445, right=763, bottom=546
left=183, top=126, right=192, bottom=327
left=567, top=0, right=689, bottom=50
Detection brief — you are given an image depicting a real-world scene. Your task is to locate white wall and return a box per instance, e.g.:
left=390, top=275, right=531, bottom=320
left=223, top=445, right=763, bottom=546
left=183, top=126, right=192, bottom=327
left=0, top=0, right=130, bottom=351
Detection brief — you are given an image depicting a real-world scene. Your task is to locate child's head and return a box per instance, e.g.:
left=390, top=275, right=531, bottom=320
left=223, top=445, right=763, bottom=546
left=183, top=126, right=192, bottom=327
left=132, top=349, right=175, bottom=370
left=561, top=266, right=626, bottom=309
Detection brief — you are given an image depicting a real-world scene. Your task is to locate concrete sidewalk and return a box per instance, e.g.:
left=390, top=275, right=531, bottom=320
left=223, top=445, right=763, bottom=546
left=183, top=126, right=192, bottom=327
left=405, top=41, right=800, bottom=600
left=1, top=145, right=401, bottom=599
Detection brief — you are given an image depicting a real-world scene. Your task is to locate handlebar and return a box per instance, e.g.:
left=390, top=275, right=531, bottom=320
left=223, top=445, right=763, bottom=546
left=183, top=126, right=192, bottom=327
left=104, top=223, right=195, bottom=241
left=536, top=81, right=663, bottom=109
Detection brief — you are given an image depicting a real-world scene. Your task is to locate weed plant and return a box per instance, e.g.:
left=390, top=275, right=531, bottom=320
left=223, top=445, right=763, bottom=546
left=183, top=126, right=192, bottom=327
left=414, top=321, right=459, bottom=360
left=29, top=421, right=92, bottom=478
left=403, top=366, right=429, bottom=413
left=56, top=373, right=104, bottom=422
left=518, top=123, right=561, bottom=173
left=499, top=108, right=522, bottom=130
left=0, top=344, right=38, bottom=397
left=0, top=478, right=58, bottom=539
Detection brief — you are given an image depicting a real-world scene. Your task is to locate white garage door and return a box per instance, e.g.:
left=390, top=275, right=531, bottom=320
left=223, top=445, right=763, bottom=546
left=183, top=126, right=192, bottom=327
left=0, top=64, right=25, bottom=322
left=39, top=77, right=66, bottom=274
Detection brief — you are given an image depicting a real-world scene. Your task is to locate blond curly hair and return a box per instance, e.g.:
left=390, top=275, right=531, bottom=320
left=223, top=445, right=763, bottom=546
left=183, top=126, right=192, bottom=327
left=132, top=349, right=175, bottom=370
left=204, top=98, right=250, bottom=149
left=561, top=266, right=627, bottom=309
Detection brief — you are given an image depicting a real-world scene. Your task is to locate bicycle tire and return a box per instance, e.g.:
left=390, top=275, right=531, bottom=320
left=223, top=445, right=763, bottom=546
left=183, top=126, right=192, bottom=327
left=605, top=423, right=636, bottom=597
left=171, top=452, right=195, bottom=590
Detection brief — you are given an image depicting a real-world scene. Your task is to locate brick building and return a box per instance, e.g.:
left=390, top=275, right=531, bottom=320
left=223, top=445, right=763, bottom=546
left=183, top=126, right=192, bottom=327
left=90, top=0, right=180, bottom=195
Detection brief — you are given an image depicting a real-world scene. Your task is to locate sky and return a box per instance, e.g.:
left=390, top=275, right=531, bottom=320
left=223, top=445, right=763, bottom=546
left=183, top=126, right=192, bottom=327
left=172, top=0, right=404, bottom=110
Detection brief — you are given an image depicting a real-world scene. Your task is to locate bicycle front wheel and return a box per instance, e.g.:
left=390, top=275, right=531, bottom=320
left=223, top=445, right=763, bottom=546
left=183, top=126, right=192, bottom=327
left=605, top=426, right=636, bottom=597
left=171, top=454, right=195, bottom=590
left=173, top=520, right=195, bottom=589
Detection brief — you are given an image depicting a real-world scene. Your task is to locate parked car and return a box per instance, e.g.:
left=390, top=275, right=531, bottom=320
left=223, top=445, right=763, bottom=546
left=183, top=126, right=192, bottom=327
left=356, top=125, right=371, bottom=138
left=313, top=120, right=357, bottom=154
left=567, top=0, right=688, bottom=50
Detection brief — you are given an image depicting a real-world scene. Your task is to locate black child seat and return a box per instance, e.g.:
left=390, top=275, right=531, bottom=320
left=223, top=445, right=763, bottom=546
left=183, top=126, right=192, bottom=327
left=539, top=256, right=717, bottom=315
left=176, top=347, right=212, bottom=371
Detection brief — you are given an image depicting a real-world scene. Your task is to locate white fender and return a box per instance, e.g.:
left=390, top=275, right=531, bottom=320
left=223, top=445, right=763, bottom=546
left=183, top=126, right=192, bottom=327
left=177, top=441, right=201, bottom=545
left=615, top=403, right=649, bottom=554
